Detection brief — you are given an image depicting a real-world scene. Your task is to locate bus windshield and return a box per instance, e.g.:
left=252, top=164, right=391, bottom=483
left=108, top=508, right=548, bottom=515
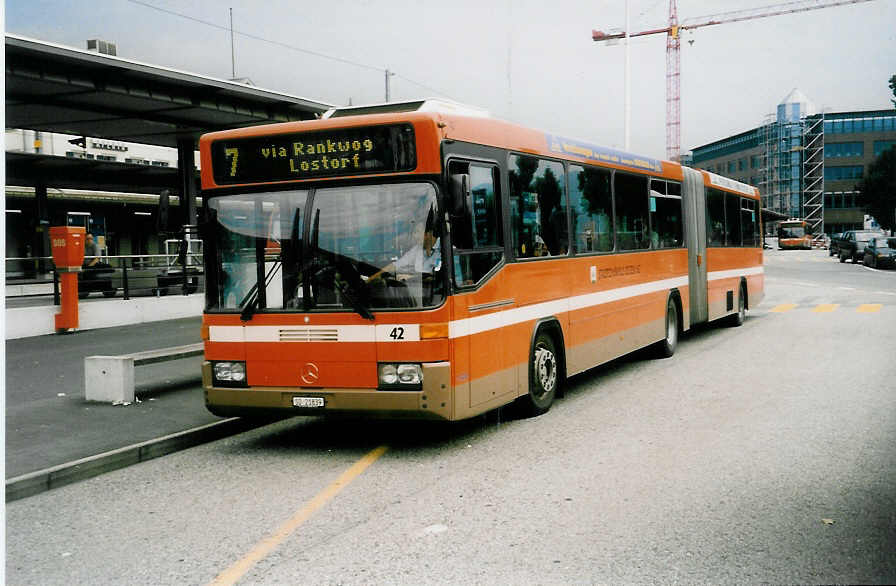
left=207, top=182, right=445, bottom=315
left=779, top=226, right=806, bottom=238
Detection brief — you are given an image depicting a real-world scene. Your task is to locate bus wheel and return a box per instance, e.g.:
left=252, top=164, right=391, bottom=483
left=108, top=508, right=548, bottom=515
left=518, top=331, right=559, bottom=417
left=655, top=297, right=679, bottom=358
left=728, top=283, right=746, bottom=327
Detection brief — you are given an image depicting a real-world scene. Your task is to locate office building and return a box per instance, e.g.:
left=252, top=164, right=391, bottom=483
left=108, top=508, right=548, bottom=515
left=689, top=89, right=896, bottom=236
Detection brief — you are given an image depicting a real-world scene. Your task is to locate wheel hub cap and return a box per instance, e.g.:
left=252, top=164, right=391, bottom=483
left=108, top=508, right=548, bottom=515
left=535, top=346, right=556, bottom=393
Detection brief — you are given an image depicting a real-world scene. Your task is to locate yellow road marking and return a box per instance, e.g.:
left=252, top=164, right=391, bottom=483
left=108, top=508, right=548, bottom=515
left=210, top=445, right=389, bottom=586
left=857, top=304, right=883, bottom=313
left=771, top=304, right=797, bottom=313
left=813, top=304, right=839, bottom=313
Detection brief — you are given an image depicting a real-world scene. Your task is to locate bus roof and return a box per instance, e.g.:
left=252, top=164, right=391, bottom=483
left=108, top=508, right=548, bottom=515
left=201, top=108, right=768, bottom=191
left=700, top=170, right=760, bottom=199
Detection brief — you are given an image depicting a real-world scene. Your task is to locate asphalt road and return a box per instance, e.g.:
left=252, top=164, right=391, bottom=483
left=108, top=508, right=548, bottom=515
left=6, top=249, right=896, bottom=585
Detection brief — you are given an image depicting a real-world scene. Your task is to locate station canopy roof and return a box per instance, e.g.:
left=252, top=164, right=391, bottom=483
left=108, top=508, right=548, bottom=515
left=5, top=34, right=332, bottom=149
left=5, top=34, right=333, bottom=194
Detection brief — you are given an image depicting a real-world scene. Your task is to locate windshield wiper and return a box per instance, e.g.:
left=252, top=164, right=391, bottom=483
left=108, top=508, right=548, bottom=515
left=332, top=257, right=375, bottom=320
left=239, top=261, right=282, bottom=322
left=335, top=271, right=375, bottom=321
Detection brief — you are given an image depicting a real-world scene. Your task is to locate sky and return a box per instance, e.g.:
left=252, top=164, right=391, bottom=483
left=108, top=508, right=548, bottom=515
left=5, top=0, right=896, bottom=160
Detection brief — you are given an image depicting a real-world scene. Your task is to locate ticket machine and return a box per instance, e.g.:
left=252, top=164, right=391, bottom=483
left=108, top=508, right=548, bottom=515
left=50, top=226, right=85, bottom=332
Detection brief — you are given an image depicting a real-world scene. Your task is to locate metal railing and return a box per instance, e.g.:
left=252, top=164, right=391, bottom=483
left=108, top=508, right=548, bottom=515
left=6, top=252, right=204, bottom=304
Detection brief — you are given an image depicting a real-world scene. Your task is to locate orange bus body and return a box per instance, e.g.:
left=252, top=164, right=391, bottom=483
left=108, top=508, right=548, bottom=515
left=777, top=219, right=812, bottom=250
left=199, top=108, right=763, bottom=421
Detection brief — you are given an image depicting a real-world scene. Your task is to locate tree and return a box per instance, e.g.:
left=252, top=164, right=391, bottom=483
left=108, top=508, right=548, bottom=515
left=890, top=74, right=896, bottom=108
left=857, top=146, right=896, bottom=232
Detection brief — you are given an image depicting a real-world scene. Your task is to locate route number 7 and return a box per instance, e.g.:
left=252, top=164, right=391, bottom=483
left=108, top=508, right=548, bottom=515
left=225, top=148, right=239, bottom=177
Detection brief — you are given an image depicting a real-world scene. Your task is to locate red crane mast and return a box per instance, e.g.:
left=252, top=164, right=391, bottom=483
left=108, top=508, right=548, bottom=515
left=592, top=0, right=876, bottom=161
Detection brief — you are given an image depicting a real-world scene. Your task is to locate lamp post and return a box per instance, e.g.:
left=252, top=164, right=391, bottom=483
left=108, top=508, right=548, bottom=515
left=624, top=0, right=630, bottom=151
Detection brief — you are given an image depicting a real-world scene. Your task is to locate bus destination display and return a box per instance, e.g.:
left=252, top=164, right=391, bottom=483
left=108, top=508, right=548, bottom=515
left=211, top=123, right=416, bottom=184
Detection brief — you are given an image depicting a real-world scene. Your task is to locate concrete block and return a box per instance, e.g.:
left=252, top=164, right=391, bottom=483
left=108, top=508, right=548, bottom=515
left=85, top=356, right=135, bottom=403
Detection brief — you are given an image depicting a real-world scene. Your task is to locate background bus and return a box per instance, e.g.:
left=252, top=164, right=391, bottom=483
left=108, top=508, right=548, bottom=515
left=777, top=219, right=812, bottom=249
left=198, top=100, right=763, bottom=422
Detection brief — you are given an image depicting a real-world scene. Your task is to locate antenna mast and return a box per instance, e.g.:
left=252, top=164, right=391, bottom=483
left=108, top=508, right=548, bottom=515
left=230, top=8, right=236, bottom=80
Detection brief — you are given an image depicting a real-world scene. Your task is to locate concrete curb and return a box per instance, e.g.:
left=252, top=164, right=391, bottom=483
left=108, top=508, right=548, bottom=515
left=5, top=417, right=263, bottom=502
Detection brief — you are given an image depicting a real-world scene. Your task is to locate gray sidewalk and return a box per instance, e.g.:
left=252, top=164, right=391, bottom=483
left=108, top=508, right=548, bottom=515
left=4, top=315, right=255, bottom=499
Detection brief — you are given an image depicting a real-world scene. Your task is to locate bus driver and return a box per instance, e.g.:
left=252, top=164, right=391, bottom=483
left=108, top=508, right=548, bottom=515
left=368, top=210, right=441, bottom=305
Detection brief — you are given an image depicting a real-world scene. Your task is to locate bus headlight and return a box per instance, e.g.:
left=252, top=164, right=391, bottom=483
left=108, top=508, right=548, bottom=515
left=378, top=363, right=423, bottom=390
left=397, top=364, right=422, bottom=384
left=213, top=361, right=247, bottom=387
left=380, top=364, right=398, bottom=385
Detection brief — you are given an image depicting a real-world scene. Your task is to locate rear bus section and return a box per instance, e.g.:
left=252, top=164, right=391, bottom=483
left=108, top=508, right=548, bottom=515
left=698, top=171, right=764, bottom=324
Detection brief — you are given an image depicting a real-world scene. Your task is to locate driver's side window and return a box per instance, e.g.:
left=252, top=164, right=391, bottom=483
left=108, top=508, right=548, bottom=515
left=448, top=160, right=503, bottom=288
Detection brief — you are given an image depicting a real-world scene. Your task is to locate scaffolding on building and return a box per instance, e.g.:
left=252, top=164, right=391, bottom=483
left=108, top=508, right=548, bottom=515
left=759, top=114, right=781, bottom=231
left=760, top=110, right=825, bottom=241
left=802, top=113, right=825, bottom=245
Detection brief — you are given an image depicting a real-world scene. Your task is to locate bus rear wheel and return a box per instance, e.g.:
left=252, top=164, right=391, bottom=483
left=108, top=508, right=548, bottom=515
left=517, top=331, right=559, bottom=417
left=655, top=297, right=679, bottom=358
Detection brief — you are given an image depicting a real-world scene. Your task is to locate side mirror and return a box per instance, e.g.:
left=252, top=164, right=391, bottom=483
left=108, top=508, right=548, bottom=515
left=449, top=173, right=471, bottom=216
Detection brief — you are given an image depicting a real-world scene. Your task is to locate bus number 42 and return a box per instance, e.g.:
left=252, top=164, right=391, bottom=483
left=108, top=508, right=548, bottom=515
left=389, top=327, right=405, bottom=340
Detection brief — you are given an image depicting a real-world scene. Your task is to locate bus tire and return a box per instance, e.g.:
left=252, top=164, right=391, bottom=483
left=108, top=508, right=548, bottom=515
left=655, top=297, right=679, bottom=358
left=517, top=331, right=559, bottom=417
left=728, top=283, right=746, bottom=327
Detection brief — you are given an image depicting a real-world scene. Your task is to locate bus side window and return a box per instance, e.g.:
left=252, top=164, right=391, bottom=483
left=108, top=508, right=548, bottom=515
left=725, top=193, right=743, bottom=246
left=740, top=198, right=758, bottom=247
left=706, top=188, right=727, bottom=247
left=448, top=161, right=503, bottom=287
left=614, top=173, right=649, bottom=251
left=569, top=164, right=613, bottom=254
left=509, top=155, right=566, bottom=258
left=649, top=179, right=683, bottom=249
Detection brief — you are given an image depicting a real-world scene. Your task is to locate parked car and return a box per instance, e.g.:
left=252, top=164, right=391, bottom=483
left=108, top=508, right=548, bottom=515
left=828, top=232, right=843, bottom=257
left=862, top=236, right=896, bottom=269
left=839, top=230, right=882, bottom=264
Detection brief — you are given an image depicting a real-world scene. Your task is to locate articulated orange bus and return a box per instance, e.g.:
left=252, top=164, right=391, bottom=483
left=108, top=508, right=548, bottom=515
left=777, top=219, right=812, bottom=249
left=198, top=100, right=763, bottom=421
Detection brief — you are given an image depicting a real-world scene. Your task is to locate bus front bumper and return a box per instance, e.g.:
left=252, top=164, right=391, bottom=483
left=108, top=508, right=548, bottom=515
left=203, top=361, right=453, bottom=420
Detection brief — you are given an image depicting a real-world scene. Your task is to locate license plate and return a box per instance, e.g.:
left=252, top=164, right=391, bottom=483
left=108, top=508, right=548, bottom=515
left=292, top=396, right=325, bottom=408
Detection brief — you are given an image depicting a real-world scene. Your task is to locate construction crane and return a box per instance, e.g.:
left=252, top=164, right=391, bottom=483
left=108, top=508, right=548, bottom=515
left=592, top=0, right=875, bottom=161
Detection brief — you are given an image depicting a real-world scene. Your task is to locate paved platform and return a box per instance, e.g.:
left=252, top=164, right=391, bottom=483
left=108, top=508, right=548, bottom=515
left=4, top=290, right=204, bottom=339
left=4, top=314, right=264, bottom=500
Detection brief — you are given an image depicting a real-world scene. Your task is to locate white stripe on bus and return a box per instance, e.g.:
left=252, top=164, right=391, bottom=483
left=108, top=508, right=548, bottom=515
left=210, top=272, right=742, bottom=342
left=707, top=266, right=764, bottom=281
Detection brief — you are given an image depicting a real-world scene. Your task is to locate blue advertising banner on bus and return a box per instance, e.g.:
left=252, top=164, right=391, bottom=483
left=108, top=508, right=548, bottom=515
left=546, top=134, right=664, bottom=174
